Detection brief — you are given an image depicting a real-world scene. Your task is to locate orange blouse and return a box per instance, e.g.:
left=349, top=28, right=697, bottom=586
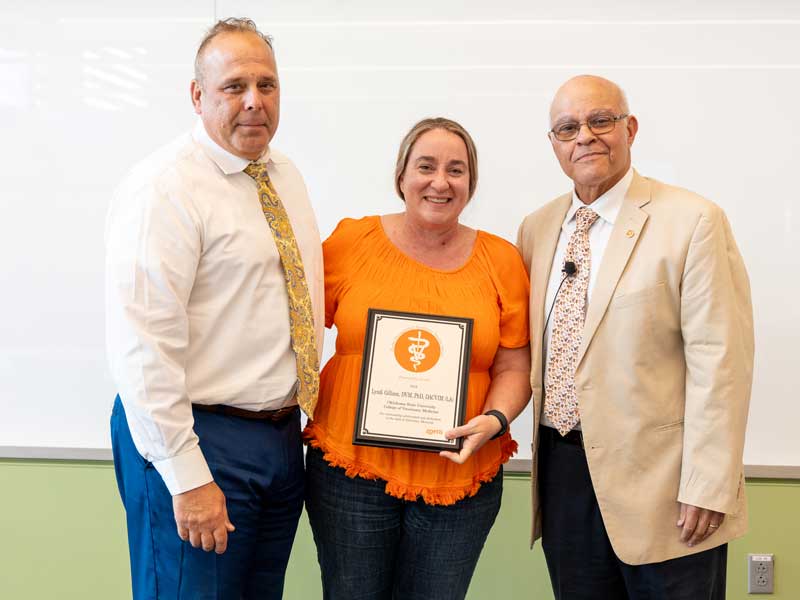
left=303, top=216, right=530, bottom=505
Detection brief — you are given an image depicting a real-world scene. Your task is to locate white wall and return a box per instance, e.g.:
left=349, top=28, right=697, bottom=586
left=1, top=1, right=798, bottom=466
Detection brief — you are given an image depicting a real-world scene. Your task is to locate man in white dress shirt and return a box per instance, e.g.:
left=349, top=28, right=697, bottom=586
left=517, top=75, right=753, bottom=599
left=106, top=18, right=323, bottom=600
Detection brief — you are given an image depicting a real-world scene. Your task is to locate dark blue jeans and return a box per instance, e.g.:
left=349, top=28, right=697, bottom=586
left=305, top=446, right=502, bottom=600
left=538, top=426, right=728, bottom=600
left=111, top=396, right=304, bottom=600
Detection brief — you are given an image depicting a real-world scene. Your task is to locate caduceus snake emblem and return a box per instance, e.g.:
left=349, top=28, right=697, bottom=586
left=407, top=330, right=430, bottom=370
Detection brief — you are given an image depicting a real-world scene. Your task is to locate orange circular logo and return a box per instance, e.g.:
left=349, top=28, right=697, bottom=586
left=393, top=328, right=441, bottom=373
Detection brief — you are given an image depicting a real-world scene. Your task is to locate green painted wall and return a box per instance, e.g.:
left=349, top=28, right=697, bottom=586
left=1, top=460, right=797, bottom=599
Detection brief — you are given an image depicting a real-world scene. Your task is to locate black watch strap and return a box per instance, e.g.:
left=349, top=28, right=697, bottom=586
left=484, top=409, right=508, bottom=440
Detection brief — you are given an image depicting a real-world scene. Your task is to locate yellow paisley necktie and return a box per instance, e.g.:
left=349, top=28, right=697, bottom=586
left=244, top=162, right=319, bottom=418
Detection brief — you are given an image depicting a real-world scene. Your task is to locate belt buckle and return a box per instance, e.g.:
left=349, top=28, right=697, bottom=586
left=267, top=404, right=297, bottom=422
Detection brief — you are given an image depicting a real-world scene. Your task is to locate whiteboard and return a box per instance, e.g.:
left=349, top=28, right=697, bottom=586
left=1, top=0, right=798, bottom=468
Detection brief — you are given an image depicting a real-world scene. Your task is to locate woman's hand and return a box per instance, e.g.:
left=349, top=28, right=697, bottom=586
left=439, top=414, right=503, bottom=464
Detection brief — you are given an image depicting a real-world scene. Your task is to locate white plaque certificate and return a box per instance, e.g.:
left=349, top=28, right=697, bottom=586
left=353, top=309, right=473, bottom=452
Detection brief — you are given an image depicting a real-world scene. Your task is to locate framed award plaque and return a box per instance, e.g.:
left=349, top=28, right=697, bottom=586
left=353, top=309, right=473, bottom=452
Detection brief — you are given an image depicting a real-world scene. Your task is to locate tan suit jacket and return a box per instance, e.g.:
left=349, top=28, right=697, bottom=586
left=517, top=171, right=754, bottom=565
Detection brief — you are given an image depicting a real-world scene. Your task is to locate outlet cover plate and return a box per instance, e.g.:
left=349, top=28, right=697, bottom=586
left=748, top=553, right=774, bottom=594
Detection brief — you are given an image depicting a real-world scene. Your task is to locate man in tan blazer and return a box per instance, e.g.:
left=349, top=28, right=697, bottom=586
left=517, top=75, right=754, bottom=599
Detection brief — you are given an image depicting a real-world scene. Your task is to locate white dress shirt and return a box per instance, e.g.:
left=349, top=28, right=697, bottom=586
left=541, top=167, right=634, bottom=430
left=105, top=120, right=323, bottom=495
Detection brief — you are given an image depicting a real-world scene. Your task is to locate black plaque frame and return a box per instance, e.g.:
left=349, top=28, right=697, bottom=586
left=353, top=309, right=473, bottom=452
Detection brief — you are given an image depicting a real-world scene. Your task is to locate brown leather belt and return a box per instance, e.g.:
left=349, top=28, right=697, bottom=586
left=540, top=425, right=584, bottom=448
left=192, top=403, right=299, bottom=422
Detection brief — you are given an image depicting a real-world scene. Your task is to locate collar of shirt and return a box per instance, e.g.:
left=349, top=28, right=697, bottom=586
left=192, top=119, right=283, bottom=175
left=563, top=166, right=634, bottom=231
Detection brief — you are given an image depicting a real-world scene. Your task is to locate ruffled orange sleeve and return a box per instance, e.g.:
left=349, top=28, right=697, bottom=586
left=483, top=235, right=531, bottom=349
left=322, top=218, right=357, bottom=328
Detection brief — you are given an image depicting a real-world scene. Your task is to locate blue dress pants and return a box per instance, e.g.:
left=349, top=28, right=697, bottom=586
left=304, top=446, right=502, bottom=600
left=538, top=426, right=727, bottom=600
left=111, top=396, right=304, bottom=600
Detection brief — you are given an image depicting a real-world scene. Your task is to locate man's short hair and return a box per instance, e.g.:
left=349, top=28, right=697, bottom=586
left=194, top=17, right=273, bottom=85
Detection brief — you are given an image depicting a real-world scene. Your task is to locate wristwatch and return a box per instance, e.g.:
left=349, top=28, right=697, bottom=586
left=484, top=409, right=508, bottom=440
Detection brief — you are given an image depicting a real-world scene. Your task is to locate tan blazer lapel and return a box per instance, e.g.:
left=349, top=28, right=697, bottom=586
left=576, top=172, right=651, bottom=368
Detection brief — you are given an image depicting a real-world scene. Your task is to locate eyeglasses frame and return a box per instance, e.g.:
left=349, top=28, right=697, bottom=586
left=548, top=113, right=630, bottom=142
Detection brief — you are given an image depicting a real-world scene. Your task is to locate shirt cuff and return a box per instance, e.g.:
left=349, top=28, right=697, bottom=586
left=152, top=446, right=213, bottom=495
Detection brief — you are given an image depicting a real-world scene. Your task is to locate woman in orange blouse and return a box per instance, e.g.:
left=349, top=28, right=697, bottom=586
left=304, top=117, right=531, bottom=600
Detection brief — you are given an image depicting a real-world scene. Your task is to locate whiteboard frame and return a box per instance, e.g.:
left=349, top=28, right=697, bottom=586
left=0, top=447, right=796, bottom=479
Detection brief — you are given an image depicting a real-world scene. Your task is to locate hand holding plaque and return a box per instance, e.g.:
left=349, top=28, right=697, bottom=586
left=353, top=309, right=472, bottom=452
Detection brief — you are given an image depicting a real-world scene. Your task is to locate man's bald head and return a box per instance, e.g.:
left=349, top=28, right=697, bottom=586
left=547, top=74, right=638, bottom=204
left=549, top=75, right=629, bottom=125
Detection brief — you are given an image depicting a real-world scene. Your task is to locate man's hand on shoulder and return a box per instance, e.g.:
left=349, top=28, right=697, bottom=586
left=173, top=481, right=235, bottom=554
left=677, top=502, right=724, bottom=547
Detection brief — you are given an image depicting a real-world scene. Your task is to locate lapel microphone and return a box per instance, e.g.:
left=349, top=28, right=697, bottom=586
left=544, top=260, right=578, bottom=339
left=542, top=259, right=580, bottom=384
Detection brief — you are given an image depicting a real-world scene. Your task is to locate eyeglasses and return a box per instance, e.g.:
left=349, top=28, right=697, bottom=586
left=549, top=114, right=629, bottom=142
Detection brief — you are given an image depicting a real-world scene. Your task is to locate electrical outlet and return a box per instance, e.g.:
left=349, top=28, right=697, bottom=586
left=748, top=554, right=774, bottom=594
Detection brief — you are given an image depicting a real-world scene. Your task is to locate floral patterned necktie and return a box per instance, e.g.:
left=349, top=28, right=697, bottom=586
left=544, top=206, right=599, bottom=435
left=244, top=162, right=319, bottom=418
